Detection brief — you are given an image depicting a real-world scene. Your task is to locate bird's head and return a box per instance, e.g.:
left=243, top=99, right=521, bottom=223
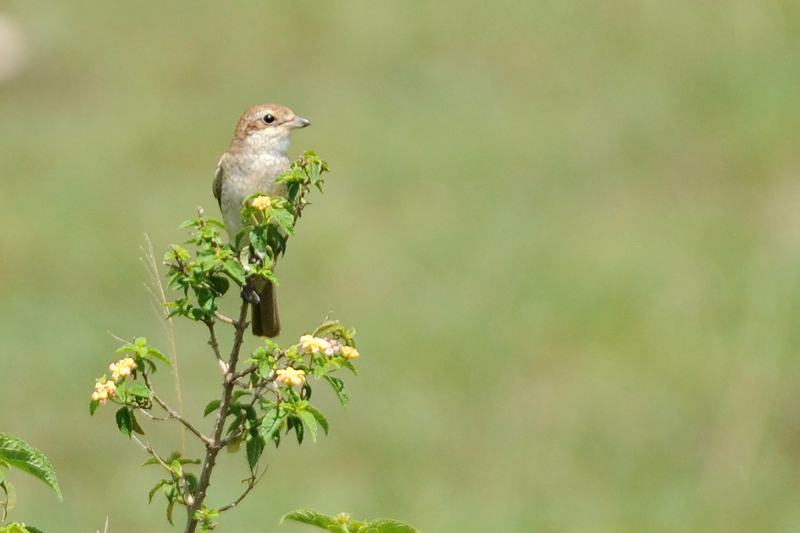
left=230, top=103, right=310, bottom=156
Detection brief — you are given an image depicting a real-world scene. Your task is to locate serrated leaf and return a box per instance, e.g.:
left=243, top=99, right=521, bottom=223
left=115, top=380, right=127, bottom=402
left=146, top=347, right=171, bottom=365
left=312, top=320, right=342, bottom=338
left=203, top=399, right=221, bottom=417
left=363, top=518, right=422, bottom=533
left=177, top=218, right=198, bottom=230
left=0, top=434, right=61, bottom=500
left=297, top=410, right=318, bottom=442
left=343, top=360, right=358, bottom=376
left=195, top=287, right=216, bottom=314
left=323, top=376, right=349, bottom=409
left=221, top=259, right=246, bottom=287
left=246, top=431, right=265, bottom=470
left=115, top=342, right=136, bottom=354
left=304, top=405, right=330, bottom=435
left=166, top=499, right=175, bottom=525
left=116, top=407, right=133, bottom=438
left=280, top=509, right=337, bottom=528
left=130, top=411, right=145, bottom=435
left=260, top=408, right=284, bottom=446
left=127, top=383, right=152, bottom=399
left=286, top=415, right=304, bottom=444
left=208, top=274, right=230, bottom=295
left=188, top=307, right=207, bottom=321
left=148, top=480, right=168, bottom=503
left=272, top=208, right=295, bottom=235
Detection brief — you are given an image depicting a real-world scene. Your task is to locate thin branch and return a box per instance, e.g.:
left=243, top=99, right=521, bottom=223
left=107, top=331, right=129, bottom=344
left=132, top=435, right=178, bottom=476
left=213, top=311, right=236, bottom=326
left=232, top=363, right=258, bottom=381
left=205, top=319, right=228, bottom=373
left=218, top=468, right=268, bottom=513
left=142, top=371, right=213, bottom=447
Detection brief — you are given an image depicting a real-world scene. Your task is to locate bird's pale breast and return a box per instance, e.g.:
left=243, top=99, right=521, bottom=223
left=219, top=151, right=290, bottom=236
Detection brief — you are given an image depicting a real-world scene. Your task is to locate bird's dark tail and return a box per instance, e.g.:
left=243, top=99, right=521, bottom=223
left=251, top=279, right=280, bottom=337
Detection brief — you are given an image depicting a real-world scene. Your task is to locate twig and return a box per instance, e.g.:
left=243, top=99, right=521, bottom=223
left=205, top=319, right=228, bottom=373
left=218, top=468, right=267, bottom=513
left=232, top=363, right=259, bottom=380
left=213, top=311, right=237, bottom=326
left=142, top=371, right=213, bottom=447
left=132, top=435, right=178, bottom=476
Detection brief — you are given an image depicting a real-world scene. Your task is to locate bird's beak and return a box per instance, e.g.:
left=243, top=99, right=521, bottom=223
left=289, top=116, right=311, bottom=129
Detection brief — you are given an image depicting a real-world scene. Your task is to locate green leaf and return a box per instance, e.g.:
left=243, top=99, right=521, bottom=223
left=259, top=408, right=285, bottom=445
left=188, top=307, right=207, bottom=321
left=304, top=405, right=330, bottom=435
left=280, top=509, right=337, bottom=529
left=203, top=399, right=221, bottom=417
left=116, top=407, right=133, bottom=438
left=148, top=480, right=168, bottom=503
left=115, top=380, right=127, bottom=402
left=286, top=415, right=304, bottom=444
left=115, top=342, right=136, bottom=355
left=297, top=409, right=318, bottom=442
left=272, top=208, right=295, bottom=235
left=312, top=320, right=344, bottom=338
left=166, top=498, right=175, bottom=525
left=130, top=411, right=145, bottom=435
left=89, top=399, right=100, bottom=416
left=222, top=258, right=247, bottom=285
left=208, top=274, right=230, bottom=296
left=127, top=383, right=152, bottom=399
left=177, top=218, right=198, bottom=230
left=362, top=518, right=422, bottom=533
left=323, top=376, right=349, bottom=409
left=146, top=347, right=171, bottom=365
left=245, top=431, right=265, bottom=470
left=195, top=287, right=216, bottom=314
left=0, top=433, right=62, bottom=499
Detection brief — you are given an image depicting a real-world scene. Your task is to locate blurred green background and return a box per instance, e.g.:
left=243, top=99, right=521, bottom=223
left=2, top=1, right=800, bottom=532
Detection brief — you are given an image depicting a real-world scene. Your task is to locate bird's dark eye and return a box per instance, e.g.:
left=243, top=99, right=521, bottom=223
left=263, top=114, right=275, bottom=124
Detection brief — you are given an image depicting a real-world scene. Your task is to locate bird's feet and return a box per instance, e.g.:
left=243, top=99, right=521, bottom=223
left=240, top=284, right=260, bottom=305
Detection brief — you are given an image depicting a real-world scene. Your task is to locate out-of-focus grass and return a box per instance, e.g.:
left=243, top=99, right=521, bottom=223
left=2, top=1, right=800, bottom=532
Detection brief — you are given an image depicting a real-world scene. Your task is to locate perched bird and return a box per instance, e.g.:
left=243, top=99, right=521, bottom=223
left=213, top=104, right=310, bottom=336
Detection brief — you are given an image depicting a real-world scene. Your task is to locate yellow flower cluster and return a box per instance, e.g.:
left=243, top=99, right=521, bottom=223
left=250, top=195, right=272, bottom=211
left=340, top=346, right=359, bottom=360
left=110, top=357, right=137, bottom=381
left=299, top=335, right=360, bottom=359
left=91, top=379, right=117, bottom=404
left=276, top=367, right=306, bottom=387
left=92, top=357, right=138, bottom=403
left=299, top=335, right=340, bottom=357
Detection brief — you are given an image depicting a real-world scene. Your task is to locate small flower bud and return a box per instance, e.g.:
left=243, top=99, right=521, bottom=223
left=340, top=346, right=359, bottom=360
left=250, top=196, right=272, bottom=211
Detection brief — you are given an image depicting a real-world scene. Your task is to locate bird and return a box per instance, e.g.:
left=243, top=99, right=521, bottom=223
left=213, top=103, right=310, bottom=337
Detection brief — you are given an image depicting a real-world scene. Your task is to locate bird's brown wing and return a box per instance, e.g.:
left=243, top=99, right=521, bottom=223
left=212, top=156, right=224, bottom=209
